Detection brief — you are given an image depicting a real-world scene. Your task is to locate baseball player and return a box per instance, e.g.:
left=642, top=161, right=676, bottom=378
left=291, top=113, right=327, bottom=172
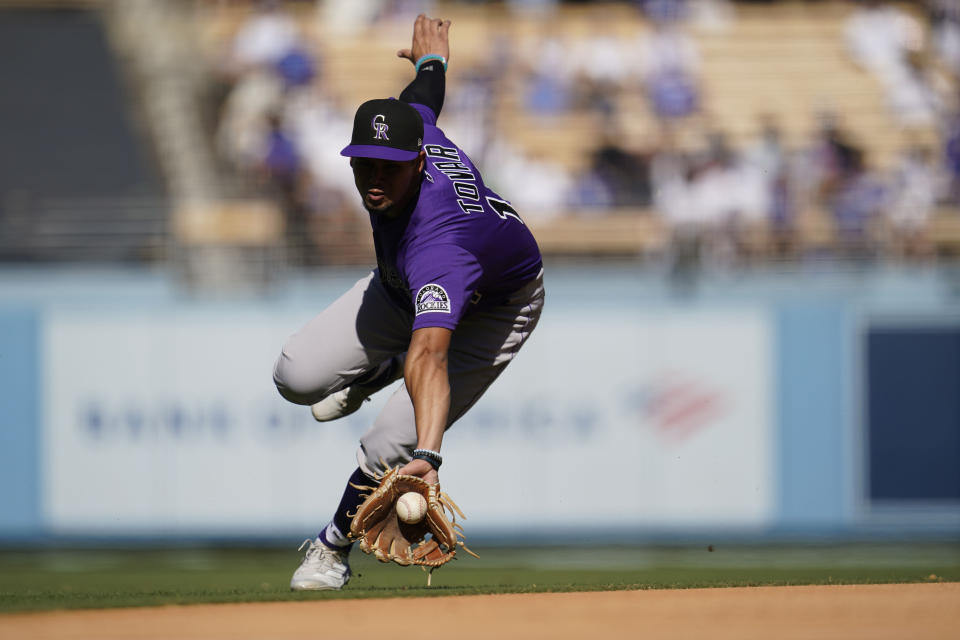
left=273, top=15, right=545, bottom=590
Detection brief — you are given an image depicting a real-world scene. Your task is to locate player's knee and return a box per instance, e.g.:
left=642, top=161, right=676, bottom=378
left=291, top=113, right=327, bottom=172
left=272, top=349, right=336, bottom=405
left=272, top=354, right=307, bottom=404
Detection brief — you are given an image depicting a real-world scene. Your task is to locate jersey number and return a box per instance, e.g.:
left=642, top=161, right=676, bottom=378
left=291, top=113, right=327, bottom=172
left=486, top=197, right=524, bottom=224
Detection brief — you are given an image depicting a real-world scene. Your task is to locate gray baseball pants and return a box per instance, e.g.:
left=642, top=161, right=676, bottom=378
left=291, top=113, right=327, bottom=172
left=273, top=269, right=544, bottom=477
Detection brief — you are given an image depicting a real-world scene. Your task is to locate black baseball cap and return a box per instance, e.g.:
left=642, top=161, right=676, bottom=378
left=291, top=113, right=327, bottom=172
left=340, top=98, right=423, bottom=162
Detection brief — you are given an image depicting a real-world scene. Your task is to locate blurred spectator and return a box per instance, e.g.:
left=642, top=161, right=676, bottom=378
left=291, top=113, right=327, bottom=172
left=274, top=46, right=317, bottom=89
left=807, top=113, right=863, bottom=201
left=650, top=133, right=690, bottom=222
left=928, top=0, right=960, bottom=77
left=650, top=141, right=703, bottom=275
left=261, top=112, right=300, bottom=187
left=887, top=145, right=940, bottom=259
left=319, top=0, right=381, bottom=35
left=571, top=15, right=631, bottom=116
left=374, top=0, right=436, bottom=26
left=524, top=35, right=573, bottom=115
left=571, top=170, right=615, bottom=209
left=485, top=141, right=573, bottom=221
left=639, top=0, right=734, bottom=30
left=212, top=0, right=342, bottom=265
left=652, top=132, right=737, bottom=270
left=844, top=0, right=935, bottom=126
left=216, top=69, right=285, bottom=173
left=829, top=149, right=887, bottom=260
left=639, top=0, right=688, bottom=24
left=768, top=167, right=795, bottom=259
left=899, top=55, right=944, bottom=126
left=639, top=22, right=700, bottom=121
left=745, top=117, right=786, bottom=179
left=443, top=63, right=499, bottom=163
left=587, top=135, right=652, bottom=207
left=690, top=131, right=764, bottom=265
left=284, top=91, right=355, bottom=199
left=229, top=0, right=300, bottom=75
left=687, top=0, right=735, bottom=32
left=844, top=0, right=922, bottom=76
left=259, top=111, right=312, bottom=263
left=284, top=90, right=369, bottom=263
left=744, top=120, right=796, bottom=258
left=943, top=109, right=960, bottom=203
left=216, top=0, right=315, bottom=173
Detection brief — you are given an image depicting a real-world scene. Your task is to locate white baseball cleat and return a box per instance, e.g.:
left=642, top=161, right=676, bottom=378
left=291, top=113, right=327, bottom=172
left=311, top=357, right=403, bottom=422
left=310, top=386, right=372, bottom=422
left=290, top=539, right=351, bottom=591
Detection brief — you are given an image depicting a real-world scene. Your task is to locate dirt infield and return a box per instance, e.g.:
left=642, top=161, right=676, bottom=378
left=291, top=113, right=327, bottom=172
left=1, top=583, right=957, bottom=640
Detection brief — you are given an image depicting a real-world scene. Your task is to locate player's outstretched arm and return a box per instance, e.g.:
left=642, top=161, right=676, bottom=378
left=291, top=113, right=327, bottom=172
left=397, top=14, right=451, bottom=66
left=397, top=326, right=452, bottom=485
left=398, top=15, right=450, bottom=118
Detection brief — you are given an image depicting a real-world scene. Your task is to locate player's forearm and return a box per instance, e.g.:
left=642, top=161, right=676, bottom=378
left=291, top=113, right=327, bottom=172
left=404, top=343, right=450, bottom=452
left=399, top=58, right=446, bottom=117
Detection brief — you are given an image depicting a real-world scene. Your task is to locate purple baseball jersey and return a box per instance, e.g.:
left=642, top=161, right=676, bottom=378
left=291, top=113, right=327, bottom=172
left=370, top=102, right=542, bottom=331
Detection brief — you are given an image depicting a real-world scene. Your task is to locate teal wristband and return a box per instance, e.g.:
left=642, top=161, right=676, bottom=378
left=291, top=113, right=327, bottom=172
left=415, top=54, right=447, bottom=73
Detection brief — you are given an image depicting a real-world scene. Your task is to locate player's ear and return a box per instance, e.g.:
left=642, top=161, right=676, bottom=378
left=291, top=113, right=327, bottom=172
left=416, top=150, right=426, bottom=173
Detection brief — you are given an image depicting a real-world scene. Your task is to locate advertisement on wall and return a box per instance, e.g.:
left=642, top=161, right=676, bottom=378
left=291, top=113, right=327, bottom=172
left=42, top=306, right=773, bottom=535
left=442, top=309, right=775, bottom=529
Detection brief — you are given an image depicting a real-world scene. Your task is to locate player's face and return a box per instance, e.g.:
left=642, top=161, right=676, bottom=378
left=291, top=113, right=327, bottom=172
left=350, top=153, right=425, bottom=217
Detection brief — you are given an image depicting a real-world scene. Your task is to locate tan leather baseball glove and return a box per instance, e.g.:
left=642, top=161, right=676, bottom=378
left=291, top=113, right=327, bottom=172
left=348, top=466, right=477, bottom=568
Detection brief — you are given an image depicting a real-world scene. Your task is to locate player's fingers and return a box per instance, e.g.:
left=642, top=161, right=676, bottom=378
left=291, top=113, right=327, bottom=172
left=415, top=13, right=428, bottom=35
left=440, top=19, right=451, bottom=37
left=397, top=48, right=412, bottom=60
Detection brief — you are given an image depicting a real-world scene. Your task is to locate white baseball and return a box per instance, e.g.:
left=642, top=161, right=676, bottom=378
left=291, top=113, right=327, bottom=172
left=396, top=491, right=428, bottom=524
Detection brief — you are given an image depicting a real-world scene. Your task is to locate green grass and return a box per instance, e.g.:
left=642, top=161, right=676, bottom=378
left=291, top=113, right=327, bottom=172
left=1, top=543, right=958, bottom=613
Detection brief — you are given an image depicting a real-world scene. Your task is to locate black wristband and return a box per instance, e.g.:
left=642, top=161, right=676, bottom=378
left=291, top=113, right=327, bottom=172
left=398, top=60, right=446, bottom=116
left=411, top=448, right=443, bottom=470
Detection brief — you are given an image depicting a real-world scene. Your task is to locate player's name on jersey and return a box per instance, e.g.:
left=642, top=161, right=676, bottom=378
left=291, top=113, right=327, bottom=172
left=425, top=144, right=483, bottom=215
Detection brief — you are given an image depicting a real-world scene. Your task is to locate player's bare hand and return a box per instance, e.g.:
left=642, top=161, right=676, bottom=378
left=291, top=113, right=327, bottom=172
left=397, top=14, right=451, bottom=66
left=398, top=457, right=439, bottom=485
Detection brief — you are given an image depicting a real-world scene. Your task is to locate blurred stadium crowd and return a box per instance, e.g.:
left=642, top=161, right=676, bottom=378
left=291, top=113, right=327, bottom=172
left=200, top=0, right=960, bottom=268
left=3, top=0, right=960, bottom=271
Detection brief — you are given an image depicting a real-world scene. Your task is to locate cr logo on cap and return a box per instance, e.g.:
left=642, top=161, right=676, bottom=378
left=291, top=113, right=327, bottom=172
left=371, top=114, right=389, bottom=141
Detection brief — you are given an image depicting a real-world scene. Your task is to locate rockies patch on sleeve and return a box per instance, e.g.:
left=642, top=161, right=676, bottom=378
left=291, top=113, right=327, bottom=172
left=415, top=284, right=451, bottom=314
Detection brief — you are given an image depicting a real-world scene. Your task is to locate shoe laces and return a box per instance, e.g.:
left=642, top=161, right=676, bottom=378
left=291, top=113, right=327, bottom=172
left=298, top=539, right=349, bottom=569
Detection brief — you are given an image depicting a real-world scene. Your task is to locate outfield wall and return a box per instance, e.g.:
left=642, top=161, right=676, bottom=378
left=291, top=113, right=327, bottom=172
left=1, top=265, right=958, bottom=541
